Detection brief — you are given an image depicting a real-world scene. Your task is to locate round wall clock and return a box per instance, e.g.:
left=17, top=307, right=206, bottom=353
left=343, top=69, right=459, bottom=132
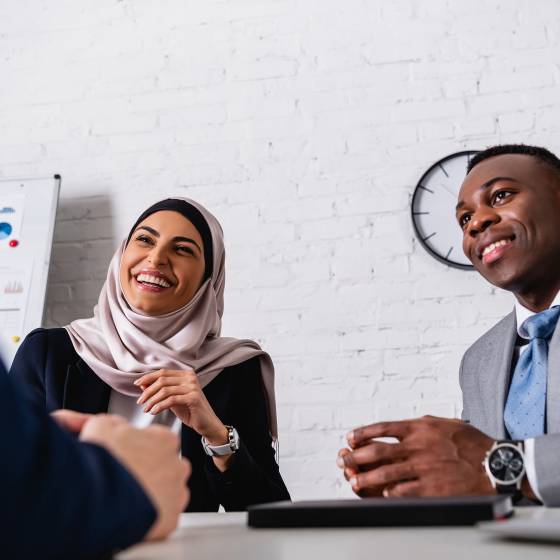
left=411, top=150, right=478, bottom=270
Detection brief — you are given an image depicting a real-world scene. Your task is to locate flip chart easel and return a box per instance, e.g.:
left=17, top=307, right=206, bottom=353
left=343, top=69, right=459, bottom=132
left=0, top=175, right=60, bottom=367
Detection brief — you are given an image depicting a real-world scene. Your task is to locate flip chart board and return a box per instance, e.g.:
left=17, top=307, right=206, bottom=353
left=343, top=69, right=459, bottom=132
left=0, top=176, right=60, bottom=367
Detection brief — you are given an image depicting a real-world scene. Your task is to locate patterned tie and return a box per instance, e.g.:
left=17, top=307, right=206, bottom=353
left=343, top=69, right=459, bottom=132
left=504, top=306, right=560, bottom=439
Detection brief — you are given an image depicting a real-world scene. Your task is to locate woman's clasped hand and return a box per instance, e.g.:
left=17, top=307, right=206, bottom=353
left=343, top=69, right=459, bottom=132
left=135, top=369, right=229, bottom=445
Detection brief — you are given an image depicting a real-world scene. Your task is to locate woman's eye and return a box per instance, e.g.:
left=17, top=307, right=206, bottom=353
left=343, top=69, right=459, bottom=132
left=136, top=235, right=153, bottom=245
left=176, top=245, right=194, bottom=255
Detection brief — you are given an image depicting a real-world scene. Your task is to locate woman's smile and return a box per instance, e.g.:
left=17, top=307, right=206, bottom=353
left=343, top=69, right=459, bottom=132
left=133, top=269, right=175, bottom=293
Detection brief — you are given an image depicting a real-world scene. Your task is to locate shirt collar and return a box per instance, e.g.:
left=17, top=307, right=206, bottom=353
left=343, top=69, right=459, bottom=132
left=514, top=290, right=560, bottom=338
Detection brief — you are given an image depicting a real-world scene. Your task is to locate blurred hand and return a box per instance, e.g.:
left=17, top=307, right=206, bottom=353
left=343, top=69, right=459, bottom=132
left=51, top=409, right=93, bottom=434
left=80, top=414, right=190, bottom=541
left=337, top=416, right=494, bottom=498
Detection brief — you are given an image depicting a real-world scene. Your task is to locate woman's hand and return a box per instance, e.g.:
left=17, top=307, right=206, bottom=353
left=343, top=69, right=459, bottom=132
left=135, top=369, right=227, bottom=445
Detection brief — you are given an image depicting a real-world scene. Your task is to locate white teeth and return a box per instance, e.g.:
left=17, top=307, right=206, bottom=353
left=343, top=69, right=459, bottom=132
left=482, top=239, right=510, bottom=257
left=136, top=273, right=171, bottom=288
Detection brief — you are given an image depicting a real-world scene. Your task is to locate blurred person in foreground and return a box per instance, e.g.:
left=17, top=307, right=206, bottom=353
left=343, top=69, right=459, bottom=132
left=2, top=355, right=190, bottom=559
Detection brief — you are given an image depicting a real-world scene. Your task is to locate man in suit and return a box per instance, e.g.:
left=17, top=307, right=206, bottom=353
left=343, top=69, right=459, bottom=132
left=1, top=356, right=190, bottom=558
left=337, top=144, right=560, bottom=505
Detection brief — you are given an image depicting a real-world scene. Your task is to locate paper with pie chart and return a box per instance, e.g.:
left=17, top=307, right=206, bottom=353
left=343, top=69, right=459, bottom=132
left=0, top=194, right=24, bottom=249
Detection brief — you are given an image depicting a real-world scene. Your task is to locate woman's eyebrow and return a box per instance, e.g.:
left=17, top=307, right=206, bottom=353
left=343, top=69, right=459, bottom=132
left=134, top=226, right=202, bottom=252
left=135, top=225, right=159, bottom=237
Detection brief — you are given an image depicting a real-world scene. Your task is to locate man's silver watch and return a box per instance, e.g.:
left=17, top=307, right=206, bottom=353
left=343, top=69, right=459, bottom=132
left=202, top=425, right=240, bottom=457
left=483, top=440, right=525, bottom=498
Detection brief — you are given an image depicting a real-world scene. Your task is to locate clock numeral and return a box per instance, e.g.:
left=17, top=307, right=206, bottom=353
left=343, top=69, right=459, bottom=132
left=438, top=163, right=449, bottom=177
left=422, top=232, right=436, bottom=242
left=445, top=246, right=453, bottom=260
left=413, top=211, right=429, bottom=215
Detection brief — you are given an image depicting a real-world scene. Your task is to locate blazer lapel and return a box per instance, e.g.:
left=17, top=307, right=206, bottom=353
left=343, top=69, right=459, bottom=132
left=479, top=311, right=517, bottom=438
left=547, top=318, right=560, bottom=433
left=63, top=359, right=111, bottom=414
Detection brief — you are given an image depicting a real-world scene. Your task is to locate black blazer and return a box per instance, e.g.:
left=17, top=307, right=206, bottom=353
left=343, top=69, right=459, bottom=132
left=10, top=328, right=290, bottom=512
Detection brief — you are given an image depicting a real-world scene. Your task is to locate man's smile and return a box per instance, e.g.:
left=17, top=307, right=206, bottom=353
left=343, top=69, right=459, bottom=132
left=477, top=235, right=516, bottom=265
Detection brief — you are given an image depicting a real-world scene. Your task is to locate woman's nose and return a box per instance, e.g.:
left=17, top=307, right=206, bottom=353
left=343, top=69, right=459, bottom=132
left=147, top=246, right=168, bottom=266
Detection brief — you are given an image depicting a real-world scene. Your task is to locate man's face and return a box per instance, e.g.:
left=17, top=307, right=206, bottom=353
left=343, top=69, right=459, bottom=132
left=456, top=154, right=560, bottom=295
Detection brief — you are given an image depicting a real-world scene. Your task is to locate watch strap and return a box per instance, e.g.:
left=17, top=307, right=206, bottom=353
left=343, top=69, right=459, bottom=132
left=202, top=425, right=239, bottom=457
left=497, top=439, right=523, bottom=447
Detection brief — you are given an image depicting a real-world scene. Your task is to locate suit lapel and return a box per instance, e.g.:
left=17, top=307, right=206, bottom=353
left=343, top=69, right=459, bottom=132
left=479, top=311, right=517, bottom=438
left=547, top=318, right=560, bottom=433
left=63, top=359, right=111, bottom=414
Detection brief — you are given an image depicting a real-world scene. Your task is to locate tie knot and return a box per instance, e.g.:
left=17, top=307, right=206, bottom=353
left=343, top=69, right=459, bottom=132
left=520, top=306, right=560, bottom=340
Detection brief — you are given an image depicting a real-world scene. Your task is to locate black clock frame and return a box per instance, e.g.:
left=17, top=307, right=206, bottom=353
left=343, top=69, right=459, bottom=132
left=411, top=150, right=479, bottom=270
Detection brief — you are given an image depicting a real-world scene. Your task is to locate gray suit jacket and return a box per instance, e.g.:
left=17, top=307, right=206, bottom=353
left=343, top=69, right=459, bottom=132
left=460, top=310, right=560, bottom=506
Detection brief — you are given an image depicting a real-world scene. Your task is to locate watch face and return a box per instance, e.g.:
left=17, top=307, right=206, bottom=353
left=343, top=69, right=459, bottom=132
left=488, top=445, right=525, bottom=484
left=411, top=151, right=478, bottom=269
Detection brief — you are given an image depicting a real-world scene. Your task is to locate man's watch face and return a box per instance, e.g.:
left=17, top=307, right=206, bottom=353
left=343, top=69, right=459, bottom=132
left=489, top=446, right=524, bottom=483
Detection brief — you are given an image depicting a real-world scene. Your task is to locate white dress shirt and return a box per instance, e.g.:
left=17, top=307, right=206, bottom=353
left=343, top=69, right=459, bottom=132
left=513, top=290, right=560, bottom=501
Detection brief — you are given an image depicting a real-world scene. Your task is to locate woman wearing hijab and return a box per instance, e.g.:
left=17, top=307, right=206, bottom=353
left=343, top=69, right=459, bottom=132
left=10, top=198, right=290, bottom=511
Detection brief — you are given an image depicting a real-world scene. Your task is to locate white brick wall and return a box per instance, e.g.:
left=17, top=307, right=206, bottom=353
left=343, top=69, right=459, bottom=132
left=1, top=0, right=559, bottom=499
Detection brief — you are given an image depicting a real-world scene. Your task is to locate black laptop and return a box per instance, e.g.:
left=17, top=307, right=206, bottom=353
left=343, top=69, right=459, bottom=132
left=248, top=496, right=513, bottom=528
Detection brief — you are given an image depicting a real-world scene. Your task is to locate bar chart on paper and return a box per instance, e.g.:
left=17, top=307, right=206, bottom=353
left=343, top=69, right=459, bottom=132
left=0, top=177, right=60, bottom=366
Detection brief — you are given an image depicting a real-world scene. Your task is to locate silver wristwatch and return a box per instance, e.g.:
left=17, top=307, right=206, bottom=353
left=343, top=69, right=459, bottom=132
left=483, top=440, right=525, bottom=498
left=202, top=425, right=240, bottom=457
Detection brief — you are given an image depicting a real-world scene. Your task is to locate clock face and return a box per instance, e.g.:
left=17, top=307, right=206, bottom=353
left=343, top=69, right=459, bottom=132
left=411, top=151, right=478, bottom=269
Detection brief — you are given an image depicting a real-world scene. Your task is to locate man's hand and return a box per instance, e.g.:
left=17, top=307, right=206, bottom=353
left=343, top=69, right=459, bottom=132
left=337, top=416, right=494, bottom=498
left=80, top=414, right=190, bottom=541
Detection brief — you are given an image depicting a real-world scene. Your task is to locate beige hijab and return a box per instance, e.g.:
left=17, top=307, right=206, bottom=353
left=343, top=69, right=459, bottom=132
left=65, top=198, right=277, bottom=438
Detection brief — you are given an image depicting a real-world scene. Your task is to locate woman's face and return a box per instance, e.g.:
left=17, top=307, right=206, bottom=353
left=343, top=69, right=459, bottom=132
left=120, top=210, right=207, bottom=315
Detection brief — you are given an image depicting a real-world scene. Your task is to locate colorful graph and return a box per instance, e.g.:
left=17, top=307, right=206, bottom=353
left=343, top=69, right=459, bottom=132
left=0, top=222, right=13, bottom=240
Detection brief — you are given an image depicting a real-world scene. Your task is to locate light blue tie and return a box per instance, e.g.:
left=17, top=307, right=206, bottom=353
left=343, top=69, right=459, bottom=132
left=504, top=306, right=560, bottom=440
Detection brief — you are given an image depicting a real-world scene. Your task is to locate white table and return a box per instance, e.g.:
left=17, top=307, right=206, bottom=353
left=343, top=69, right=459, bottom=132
left=117, top=507, right=560, bottom=560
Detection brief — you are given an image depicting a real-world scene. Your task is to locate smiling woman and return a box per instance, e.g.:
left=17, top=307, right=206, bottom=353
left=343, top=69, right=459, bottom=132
left=9, top=197, right=290, bottom=512
left=121, top=209, right=208, bottom=315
